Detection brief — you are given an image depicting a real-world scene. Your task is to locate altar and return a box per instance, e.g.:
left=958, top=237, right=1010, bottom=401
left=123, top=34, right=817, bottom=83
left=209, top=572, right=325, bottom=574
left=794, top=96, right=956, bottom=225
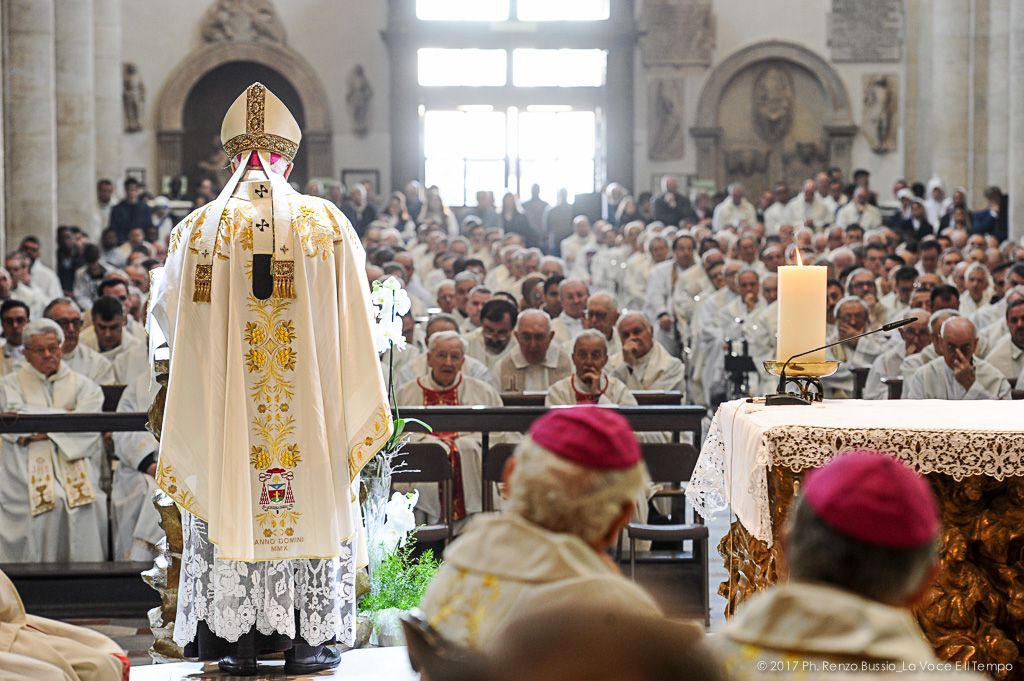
left=687, top=399, right=1024, bottom=676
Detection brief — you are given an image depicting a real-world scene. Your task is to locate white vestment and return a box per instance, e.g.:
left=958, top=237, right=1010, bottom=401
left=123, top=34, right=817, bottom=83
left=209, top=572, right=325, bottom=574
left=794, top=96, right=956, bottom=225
left=80, top=316, right=147, bottom=351
left=153, top=172, right=392, bottom=647
left=784, top=193, right=834, bottom=229
left=905, top=356, right=1011, bottom=400
left=395, top=373, right=502, bottom=522
left=823, top=333, right=885, bottom=397
left=610, top=341, right=686, bottom=396
left=0, top=365, right=106, bottom=563
left=551, top=312, right=585, bottom=347
left=980, top=336, right=1024, bottom=383
left=111, top=371, right=163, bottom=561
left=420, top=513, right=660, bottom=652
left=99, top=334, right=149, bottom=385
left=835, top=202, right=882, bottom=229
left=493, top=342, right=572, bottom=392
left=61, top=344, right=116, bottom=386
left=712, top=198, right=757, bottom=231
left=545, top=373, right=636, bottom=407
left=395, top=352, right=494, bottom=390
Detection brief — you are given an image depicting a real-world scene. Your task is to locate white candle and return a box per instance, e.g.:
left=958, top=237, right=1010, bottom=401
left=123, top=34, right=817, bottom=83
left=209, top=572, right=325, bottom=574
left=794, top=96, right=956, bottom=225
left=776, top=254, right=826, bottom=362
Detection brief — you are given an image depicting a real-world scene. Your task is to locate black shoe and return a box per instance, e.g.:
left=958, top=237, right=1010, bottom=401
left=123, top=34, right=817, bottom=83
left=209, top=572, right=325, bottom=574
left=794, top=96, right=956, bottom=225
left=218, top=655, right=259, bottom=676
left=284, top=644, right=341, bottom=674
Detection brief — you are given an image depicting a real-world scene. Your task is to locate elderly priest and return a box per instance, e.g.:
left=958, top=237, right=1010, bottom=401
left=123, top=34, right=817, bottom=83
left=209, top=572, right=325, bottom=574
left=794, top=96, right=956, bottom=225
left=906, top=316, right=1011, bottom=399
left=421, top=407, right=659, bottom=651
left=151, top=83, right=392, bottom=675
left=0, top=319, right=107, bottom=563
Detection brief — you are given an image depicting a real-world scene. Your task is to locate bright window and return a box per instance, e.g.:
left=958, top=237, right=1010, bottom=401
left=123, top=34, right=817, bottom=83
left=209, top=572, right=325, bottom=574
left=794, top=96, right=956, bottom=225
left=415, top=0, right=509, bottom=21
left=423, top=107, right=597, bottom=206
left=516, top=0, right=609, bottom=21
left=417, top=49, right=508, bottom=87
left=512, top=49, right=607, bottom=87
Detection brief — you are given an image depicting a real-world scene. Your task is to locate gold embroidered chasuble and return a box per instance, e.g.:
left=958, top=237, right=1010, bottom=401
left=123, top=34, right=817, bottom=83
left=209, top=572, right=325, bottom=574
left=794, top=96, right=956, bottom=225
left=153, top=187, right=392, bottom=563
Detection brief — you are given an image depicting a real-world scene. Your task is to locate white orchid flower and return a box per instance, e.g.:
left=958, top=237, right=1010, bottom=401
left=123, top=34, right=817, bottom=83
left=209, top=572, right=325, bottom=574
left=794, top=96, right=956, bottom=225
left=378, top=524, right=403, bottom=554
left=378, top=318, right=407, bottom=352
left=392, top=289, right=411, bottom=316
left=383, top=491, right=418, bottom=547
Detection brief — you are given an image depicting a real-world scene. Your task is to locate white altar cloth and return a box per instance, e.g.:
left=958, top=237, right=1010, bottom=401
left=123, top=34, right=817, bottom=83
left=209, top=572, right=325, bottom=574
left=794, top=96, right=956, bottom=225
left=686, top=399, right=1024, bottom=546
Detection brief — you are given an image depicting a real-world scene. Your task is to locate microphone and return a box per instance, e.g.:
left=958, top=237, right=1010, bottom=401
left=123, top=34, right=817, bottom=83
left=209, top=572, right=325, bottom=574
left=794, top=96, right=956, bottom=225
left=775, top=317, right=915, bottom=396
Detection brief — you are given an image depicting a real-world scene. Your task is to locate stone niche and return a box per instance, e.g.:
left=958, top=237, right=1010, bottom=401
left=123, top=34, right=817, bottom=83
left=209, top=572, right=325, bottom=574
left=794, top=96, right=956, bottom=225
left=691, top=41, right=857, bottom=196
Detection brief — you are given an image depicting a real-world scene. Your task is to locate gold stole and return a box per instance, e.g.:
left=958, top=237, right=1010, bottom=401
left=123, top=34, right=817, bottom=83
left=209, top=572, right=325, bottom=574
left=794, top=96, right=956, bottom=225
left=18, top=369, right=96, bottom=516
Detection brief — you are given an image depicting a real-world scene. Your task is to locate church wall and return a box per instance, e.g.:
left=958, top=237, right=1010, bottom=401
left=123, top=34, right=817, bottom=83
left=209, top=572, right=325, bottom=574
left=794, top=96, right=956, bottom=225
left=119, top=0, right=390, bottom=195
left=633, top=0, right=906, bottom=199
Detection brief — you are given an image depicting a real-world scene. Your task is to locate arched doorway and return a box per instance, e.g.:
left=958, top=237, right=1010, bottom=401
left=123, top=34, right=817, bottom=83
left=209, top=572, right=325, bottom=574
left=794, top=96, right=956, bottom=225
left=183, top=61, right=307, bottom=192
left=156, top=41, right=333, bottom=196
left=690, top=41, right=858, bottom=195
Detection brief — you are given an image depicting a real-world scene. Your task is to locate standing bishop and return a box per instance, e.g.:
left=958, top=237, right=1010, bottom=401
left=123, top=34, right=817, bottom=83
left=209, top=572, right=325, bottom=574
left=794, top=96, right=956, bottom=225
left=151, top=83, right=392, bottom=675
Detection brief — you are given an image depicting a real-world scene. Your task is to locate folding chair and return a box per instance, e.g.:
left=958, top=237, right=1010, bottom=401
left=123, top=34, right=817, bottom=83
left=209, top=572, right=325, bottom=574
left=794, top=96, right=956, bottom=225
left=627, top=443, right=710, bottom=627
left=481, top=442, right=516, bottom=512
left=391, top=443, right=454, bottom=546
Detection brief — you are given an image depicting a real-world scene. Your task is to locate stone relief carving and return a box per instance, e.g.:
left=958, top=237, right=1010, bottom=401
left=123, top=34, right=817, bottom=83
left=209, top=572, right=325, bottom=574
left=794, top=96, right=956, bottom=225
left=649, top=79, right=687, bottom=161
left=752, top=66, right=794, bottom=143
left=862, top=74, right=898, bottom=154
left=346, top=65, right=373, bottom=139
left=641, top=0, right=715, bottom=67
left=200, top=0, right=286, bottom=44
left=122, top=63, right=145, bottom=133
left=724, top=147, right=770, bottom=178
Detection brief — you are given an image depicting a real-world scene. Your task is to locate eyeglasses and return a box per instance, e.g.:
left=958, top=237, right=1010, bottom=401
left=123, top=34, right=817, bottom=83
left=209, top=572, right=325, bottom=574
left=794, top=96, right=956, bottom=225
left=51, top=318, right=83, bottom=329
left=25, top=344, right=60, bottom=355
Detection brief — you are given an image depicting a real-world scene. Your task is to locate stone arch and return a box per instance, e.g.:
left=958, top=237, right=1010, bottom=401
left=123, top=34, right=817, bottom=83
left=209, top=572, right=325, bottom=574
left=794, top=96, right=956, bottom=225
left=156, top=41, right=333, bottom=189
left=691, top=41, right=857, bottom=191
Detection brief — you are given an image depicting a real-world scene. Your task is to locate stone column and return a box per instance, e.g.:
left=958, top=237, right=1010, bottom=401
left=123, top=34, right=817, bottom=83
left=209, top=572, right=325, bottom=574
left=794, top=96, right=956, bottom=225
left=1008, top=1, right=1024, bottom=243
left=3, top=0, right=58, bottom=253
left=0, top=3, right=6, bottom=256
left=55, top=0, right=97, bottom=235
left=930, top=0, right=971, bottom=188
left=988, top=0, right=1010, bottom=189
left=93, top=0, right=122, bottom=186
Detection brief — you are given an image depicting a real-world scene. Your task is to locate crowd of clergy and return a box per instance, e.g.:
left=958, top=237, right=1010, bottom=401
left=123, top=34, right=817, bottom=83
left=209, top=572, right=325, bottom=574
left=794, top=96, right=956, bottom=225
left=2, top=167, right=1024, bottom=566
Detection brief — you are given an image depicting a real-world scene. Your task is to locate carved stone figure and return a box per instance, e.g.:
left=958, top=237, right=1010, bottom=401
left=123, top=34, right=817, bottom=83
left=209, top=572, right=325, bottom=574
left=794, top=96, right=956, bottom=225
left=123, top=63, right=145, bottom=133
left=649, top=79, right=686, bottom=160
left=346, top=65, right=373, bottom=139
left=724, top=147, right=770, bottom=177
left=862, top=74, right=898, bottom=153
left=752, top=66, right=794, bottom=142
left=200, top=0, right=286, bottom=44
left=641, top=0, right=715, bottom=67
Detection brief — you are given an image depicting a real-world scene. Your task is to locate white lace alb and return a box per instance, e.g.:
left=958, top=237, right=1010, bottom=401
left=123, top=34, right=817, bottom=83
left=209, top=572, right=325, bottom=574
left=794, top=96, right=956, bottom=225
left=174, top=511, right=357, bottom=647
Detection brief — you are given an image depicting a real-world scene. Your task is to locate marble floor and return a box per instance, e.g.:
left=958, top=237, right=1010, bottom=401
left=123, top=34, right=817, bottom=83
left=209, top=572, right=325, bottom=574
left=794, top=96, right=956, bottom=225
left=128, top=648, right=417, bottom=680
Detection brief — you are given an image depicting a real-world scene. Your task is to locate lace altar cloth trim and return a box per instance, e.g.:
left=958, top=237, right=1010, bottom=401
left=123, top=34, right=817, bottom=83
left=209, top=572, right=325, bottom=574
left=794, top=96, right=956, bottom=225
left=687, top=405, right=1024, bottom=547
left=174, top=511, right=357, bottom=647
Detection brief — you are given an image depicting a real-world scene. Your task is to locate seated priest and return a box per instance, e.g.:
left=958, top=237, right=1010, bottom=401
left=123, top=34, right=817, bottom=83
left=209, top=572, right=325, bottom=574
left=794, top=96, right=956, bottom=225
left=823, top=296, right=885, bottom=398
left=111, top=368, right=163, bottom=561
left=0, top=319, right=107, bottom=562
left=552, top=279, right=589, bottom=346
left=609, top=312, right=685, bottom=397
left=863, top=308, right=933, bottom=399
left=701, top=267, right=766, bottom=403
left=395, top=313, right=493, bottom=388
left=906, top=316, right=1011, bottom=400
left=494, top=309, right=571, bottom=392
left=43, top=298, right=115, bottom=386
left=583, top=293, right=622, bottom=357
left=91, top=296, right=149, bottom=385
left=420, top=408, right=660, bottom=651
left=982, top=299, right=1024, bottom=384
left=713, top=452, right=987, bottom=680
left=396, top=330, right=502, bottom=522
left=0, top=568, right=128, bottom=681
left=546, top=330, right=636, bottom=406
left=465, top=298, right=518, bottom=372
left=80, top=277, right=148, bottom=346
left=0, top=299, right=30, bottom=375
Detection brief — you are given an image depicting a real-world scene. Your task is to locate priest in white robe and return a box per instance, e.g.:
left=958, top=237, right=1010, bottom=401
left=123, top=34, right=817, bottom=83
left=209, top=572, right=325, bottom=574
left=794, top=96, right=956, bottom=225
left=609, top=312, right=685, bottom=396
left=824, top=297, right=885, bottom=397
left=982, top=299, right=1024, bottom=383
left=396, top=331, right=502, bottom=522
left=0, top=320, right=107, bottom=563
left=152, top=83, right=392, bottom=675
left=494, top=310, right=571, bottom=392
left=44, top=298, right=115, bottom=386
left=906, top=317, right=1011, bottom=400
left=91, top=295, right=149, bottom=385
left=465, top=299, right=518, bottom=372
left=547, top=331, right=636, bottom=407
left=644, top=235, right=701, bottom=356
left=863, top=309, right=932, bottom=400
left=0, top=300, right=30, bottom=376
left=551, top=279, right=588, bottom=346
left=111, top=369, right=163, bottom=561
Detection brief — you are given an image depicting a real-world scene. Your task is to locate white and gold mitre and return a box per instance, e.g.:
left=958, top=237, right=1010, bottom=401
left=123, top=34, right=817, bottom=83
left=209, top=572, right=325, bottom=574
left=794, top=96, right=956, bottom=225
left=221, top=82, right=301, bottom=162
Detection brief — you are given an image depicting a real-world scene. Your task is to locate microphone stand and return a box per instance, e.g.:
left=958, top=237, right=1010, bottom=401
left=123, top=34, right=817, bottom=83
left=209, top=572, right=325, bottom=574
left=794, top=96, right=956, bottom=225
left=767, top=317, right=915, bottom=405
